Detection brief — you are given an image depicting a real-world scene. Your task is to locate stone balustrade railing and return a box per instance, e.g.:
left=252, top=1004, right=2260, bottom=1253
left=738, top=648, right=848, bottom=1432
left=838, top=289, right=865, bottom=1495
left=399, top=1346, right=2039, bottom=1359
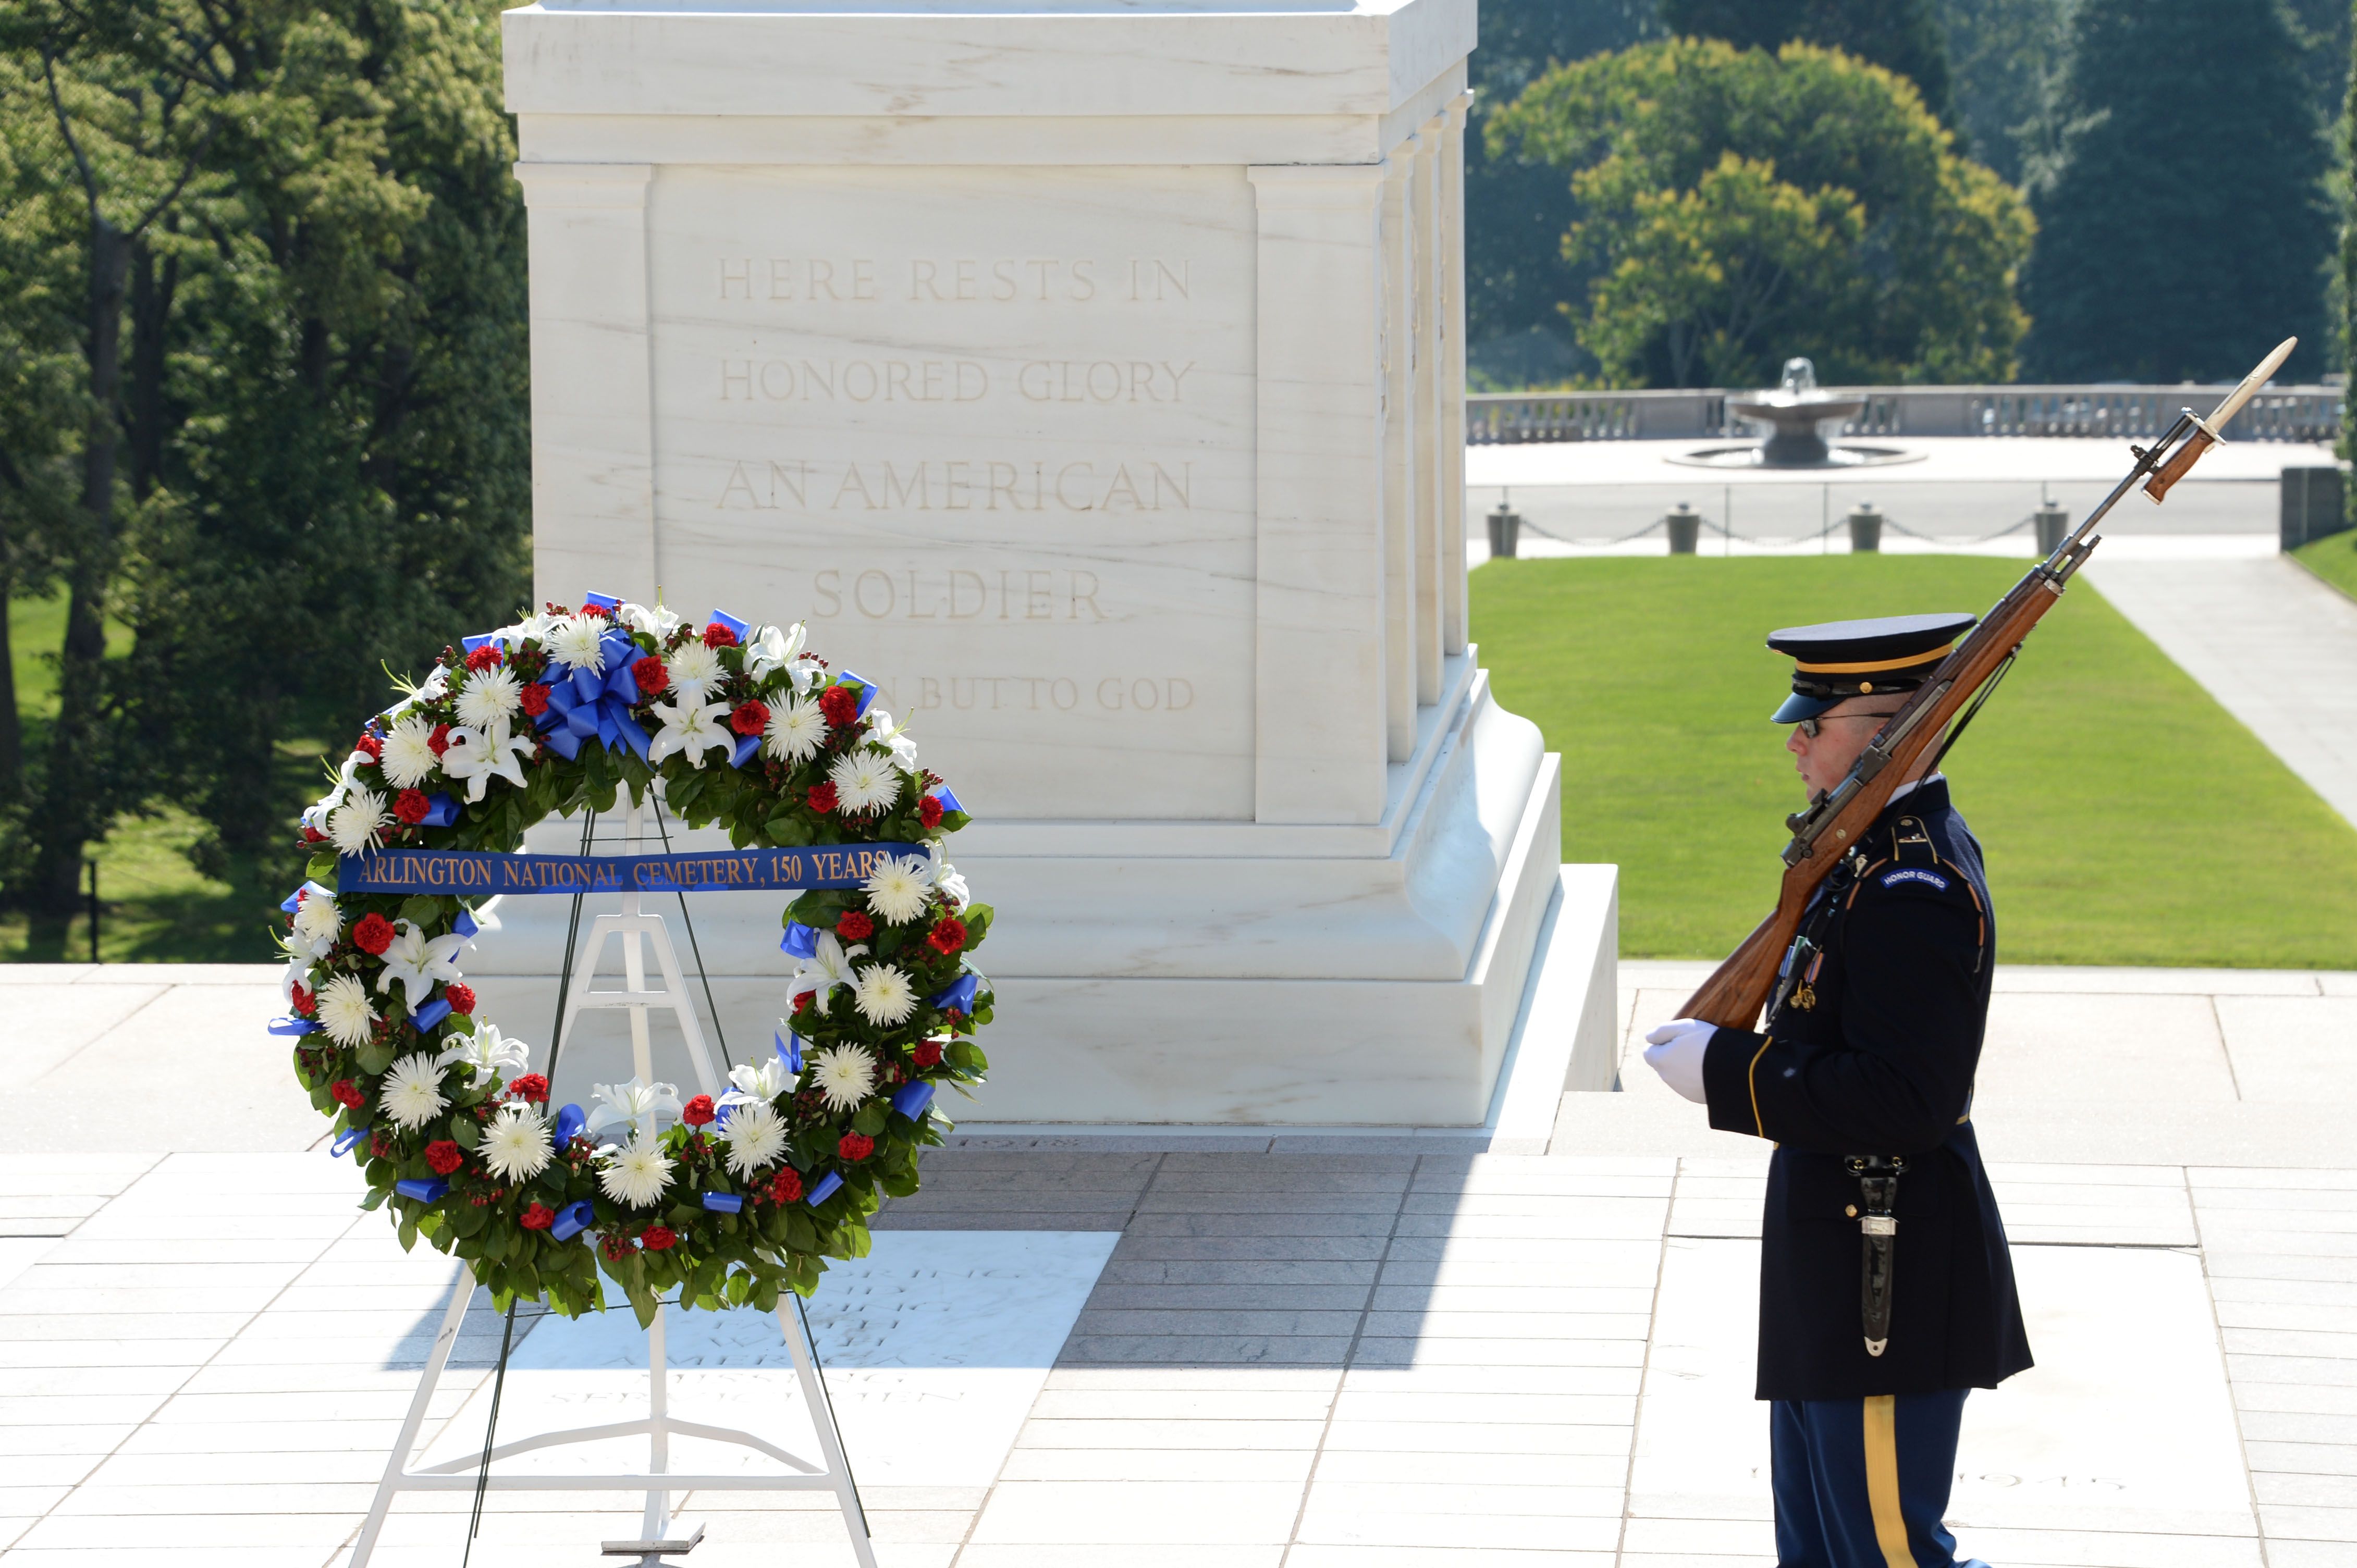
left=1466, top=384, right=2344, bottom=445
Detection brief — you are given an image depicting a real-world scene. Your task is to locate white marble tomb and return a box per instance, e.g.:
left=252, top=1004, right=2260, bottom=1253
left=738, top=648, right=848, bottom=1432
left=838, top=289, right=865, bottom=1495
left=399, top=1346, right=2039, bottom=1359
left=476, top=0, right=1618, bottom=1125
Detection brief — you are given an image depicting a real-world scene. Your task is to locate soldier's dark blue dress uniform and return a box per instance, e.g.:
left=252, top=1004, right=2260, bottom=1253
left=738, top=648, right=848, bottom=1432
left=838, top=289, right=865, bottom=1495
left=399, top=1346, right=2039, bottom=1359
left=1697, top=615, right=2032, bottom=1568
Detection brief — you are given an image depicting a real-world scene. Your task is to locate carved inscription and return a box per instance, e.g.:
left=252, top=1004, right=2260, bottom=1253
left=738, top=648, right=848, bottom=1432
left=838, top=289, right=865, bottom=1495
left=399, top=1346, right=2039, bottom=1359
left=718, top=357, right=1196, bottom=404
left=861, top=672, right=1197, bottom=715
left=717, top=256, right=1189, bottom=304
left=715, top=459, right=1191, bottom=513
left=808, top=567, right=1108, bottom=623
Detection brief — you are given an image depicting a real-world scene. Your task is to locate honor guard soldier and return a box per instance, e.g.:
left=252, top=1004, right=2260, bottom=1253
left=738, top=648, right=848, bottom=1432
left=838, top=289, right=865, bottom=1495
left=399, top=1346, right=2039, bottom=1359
left=1642, top=613, right=2033, bottom=1568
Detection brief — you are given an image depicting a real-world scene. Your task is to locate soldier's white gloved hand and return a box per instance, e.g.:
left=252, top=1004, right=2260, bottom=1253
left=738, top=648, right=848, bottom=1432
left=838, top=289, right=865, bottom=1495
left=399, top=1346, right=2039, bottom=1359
left=1642, top=1018, right=1715, bottom=1104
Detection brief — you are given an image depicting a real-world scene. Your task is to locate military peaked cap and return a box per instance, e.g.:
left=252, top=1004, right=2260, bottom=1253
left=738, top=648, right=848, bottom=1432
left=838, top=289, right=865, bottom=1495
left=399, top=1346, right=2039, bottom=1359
left=1767, top=612, right=1977, bottom=723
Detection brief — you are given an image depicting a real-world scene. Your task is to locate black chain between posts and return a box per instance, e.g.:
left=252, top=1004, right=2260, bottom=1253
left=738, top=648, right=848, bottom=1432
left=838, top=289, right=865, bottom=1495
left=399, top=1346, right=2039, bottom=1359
left=1507, top=507, right=2046, bottom=550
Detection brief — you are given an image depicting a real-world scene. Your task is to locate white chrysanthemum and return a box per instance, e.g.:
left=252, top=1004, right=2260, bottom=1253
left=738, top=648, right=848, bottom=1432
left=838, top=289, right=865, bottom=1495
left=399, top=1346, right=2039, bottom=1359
left=852, top=964, right=917, bottom=1028
left=316, top=973, right=377, bottom=1047
left=827, top=750, right=902, bottom=814
left=598, top=1133, right=674, bottom=1207
left=863, top=853, right=932, bottom=925
left=808, top=1044, right=877, bottom=1113
left=381, top=1052, right=449, bottom=1130
left=720, top=1100, right=789, bottom=1177
left=329, top=787, right=392, bottom=856
left=454, top=665, right=523, bottom=729
left=764, top=697, right=827, bottom=765
left=291, top=886, right=340, bottom=949
left=378, top=717, right=441, bottom=789
left=664, top=640, right=723, bottom=706
left=545, top=614, right=608, bottom=674
left=480, top=1104, right=554, bottom=1182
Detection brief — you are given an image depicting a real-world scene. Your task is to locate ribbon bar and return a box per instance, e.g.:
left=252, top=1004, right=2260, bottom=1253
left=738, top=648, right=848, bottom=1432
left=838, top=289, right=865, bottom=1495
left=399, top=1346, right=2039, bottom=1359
left=338, top=844, right=924, bottom=896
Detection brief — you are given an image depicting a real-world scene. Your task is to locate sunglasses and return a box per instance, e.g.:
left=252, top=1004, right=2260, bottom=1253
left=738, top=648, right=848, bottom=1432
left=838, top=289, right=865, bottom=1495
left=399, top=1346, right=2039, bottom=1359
left=1795, top=711, right=1903, bottom=738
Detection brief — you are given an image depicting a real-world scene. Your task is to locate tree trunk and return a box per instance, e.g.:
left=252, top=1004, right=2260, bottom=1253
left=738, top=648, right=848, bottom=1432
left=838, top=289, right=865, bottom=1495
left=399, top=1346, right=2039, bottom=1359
left=31, top=214, right=132, bottom=921
left=127, top=239, right=177, bottom=500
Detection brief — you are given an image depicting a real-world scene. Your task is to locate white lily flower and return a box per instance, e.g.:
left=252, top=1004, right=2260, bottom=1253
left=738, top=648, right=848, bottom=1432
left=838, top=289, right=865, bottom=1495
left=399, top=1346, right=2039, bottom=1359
left=438, top=1021, right=531, bottom=1084
left=586, top=1076, right=683, bottom=1141
left=719, top=1054, right=795, bottom=1108
left=743, top=622, right=807, bottom=684
left=619, top=600, right=682, bottom=640
left=927, top=844, right=972, bottom=911
left=288, top=883, right=341, bottom=959
left=788, top=656, right=826, bottom=697
left=786, top=931, right=868, bottom=1011
left=646, top=696, right=733, bottom=769
left=439, top=721, right=534, bottom=803
left=376, top=919, right=472, bottom=1013
left=280, top=956, right=313, bottom=1005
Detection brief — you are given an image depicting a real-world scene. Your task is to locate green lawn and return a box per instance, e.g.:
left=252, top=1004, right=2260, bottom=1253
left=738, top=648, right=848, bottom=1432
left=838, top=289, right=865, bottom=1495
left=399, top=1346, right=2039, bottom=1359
left=5, top=588, right=293, bottom=964
left=1474, top=554, right=2357, bottom=967
left=2293, top=530, right=2357, bottom=601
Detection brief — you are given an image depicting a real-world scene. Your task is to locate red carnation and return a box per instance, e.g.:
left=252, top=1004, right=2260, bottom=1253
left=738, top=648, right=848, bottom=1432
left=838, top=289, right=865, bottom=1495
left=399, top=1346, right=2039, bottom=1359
left=703, top=622, right=739, bottom=649
left=292, top=983, right=317, bottom=1017
left=427, top=723, right=453, bottom=757
left=519, top=682, right=551, bottom=717
left=394, top=788, right=429, bottom=825
left=579, top=601, right=611, bottom=619
left=807, top=782, right=838, bottom=814
left=519, top=1202, right=555, bottom=1230
left=464, top=645, right=504, bottom=672
left=506, top=1073, right=549, bottom=1105
left=355, top=733, right=384, bottom=761
left=918, top=794, right=945, bottom=829
left=681, top=1094, right=716, bottom=1128
left=791, top=992, right=815, bottom=1016
left=330, top=1078, right=366, bottom=1109
left=630, top=655, right=669, bottom=696
left=913, top=1040, right=944, bottom=1070
left=767, top=1168, right=804, bottom=1204
left=837, top=1132, right=875, bottom=1162
left=818, top=686, right=860, bottom=726
left=730, top=700, right=769, bottom=736
left=926, top=917, right=967, bottom=956
left=642, top=1225, right=679, bottom=1251
left=446, top=983, right=476, bottom=1016
left=836, top=910, right=874, bottom=941
left=302, top=824, right=327, bottom=845
left=352, top=913, right=396, bottom=956
left=425, top=1140, right=464, bottom=1176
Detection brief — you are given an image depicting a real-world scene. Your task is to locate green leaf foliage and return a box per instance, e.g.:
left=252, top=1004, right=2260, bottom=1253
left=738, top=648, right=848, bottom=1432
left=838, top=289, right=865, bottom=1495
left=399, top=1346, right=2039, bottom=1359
left=1488, top=38, right=2033, bottom=388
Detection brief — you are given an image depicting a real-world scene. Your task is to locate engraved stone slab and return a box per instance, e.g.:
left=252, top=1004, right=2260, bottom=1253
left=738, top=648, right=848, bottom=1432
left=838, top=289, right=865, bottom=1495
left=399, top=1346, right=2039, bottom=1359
left=416, top=1229, right=1119, bottom=1486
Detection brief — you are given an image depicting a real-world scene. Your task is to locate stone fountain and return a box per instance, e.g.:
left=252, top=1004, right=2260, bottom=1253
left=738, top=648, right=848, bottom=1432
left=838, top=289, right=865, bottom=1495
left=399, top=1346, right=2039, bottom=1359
left=1672, top=358, right=1921, bottom=469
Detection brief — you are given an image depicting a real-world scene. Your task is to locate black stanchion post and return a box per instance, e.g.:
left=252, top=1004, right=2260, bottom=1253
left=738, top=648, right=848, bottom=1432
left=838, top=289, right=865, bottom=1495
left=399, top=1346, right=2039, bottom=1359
left=1847, top=502, right=1884, bottom=553
left=1665, top=503, right=1701, bottom=554
left=1486, top=499, right=1521, bottom=559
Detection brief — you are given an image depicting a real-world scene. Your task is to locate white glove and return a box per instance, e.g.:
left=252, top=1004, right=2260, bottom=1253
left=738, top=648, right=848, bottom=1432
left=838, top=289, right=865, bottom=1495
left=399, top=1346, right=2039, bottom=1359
left=1642, top=1017, right=1716, bottom=1104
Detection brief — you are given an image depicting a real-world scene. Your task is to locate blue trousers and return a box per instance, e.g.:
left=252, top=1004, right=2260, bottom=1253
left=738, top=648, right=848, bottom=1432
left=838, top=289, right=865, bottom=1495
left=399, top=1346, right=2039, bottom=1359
left=1771, top=1390, right=1988, bottom=1568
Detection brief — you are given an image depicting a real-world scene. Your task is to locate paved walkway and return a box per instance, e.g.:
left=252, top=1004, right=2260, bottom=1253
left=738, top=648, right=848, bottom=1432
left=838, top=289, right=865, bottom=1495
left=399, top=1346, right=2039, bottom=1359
left=8, top=962, right=2357, bottom=1566
left=2087, top=554, right=2357, bottom=832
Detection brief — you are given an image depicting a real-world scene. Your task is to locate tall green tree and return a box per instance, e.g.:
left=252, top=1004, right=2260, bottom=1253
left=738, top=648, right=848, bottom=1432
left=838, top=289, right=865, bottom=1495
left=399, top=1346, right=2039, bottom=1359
left=1491, top=38, right=2033, bottom=388
left=1935, top=0, right=2071, bottom=187
left=0, top=0, right=528, bottom=935
left=1662, top=0, right=1955, bottom=123
left=1465, top=0, right=1660, bottom=385
left=2023, top=0, right=2333, bottom=381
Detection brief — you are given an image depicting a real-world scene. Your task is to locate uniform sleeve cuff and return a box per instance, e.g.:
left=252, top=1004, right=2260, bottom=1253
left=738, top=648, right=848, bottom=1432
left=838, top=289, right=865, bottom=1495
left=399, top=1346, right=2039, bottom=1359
left=1701, top=1026, right=1769, bottom=1138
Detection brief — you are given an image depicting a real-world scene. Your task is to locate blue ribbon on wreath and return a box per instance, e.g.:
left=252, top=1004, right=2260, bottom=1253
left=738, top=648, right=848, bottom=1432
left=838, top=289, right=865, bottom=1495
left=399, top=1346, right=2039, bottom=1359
left=332, top=1124, right=371, bottom=1158
left=804, top=1170, right=844, bottom=1207
left=269, top=1016, right=322, bottom=1036
left=929, top=971, right=981, bottom=1015
left=891, top=1080, right=936, bottom=1121
left=395, top=1177, right=448, bottom=1203
left=774, top=1028, right=805, bottom=1072
left=781, top=921, right=820, bottom=959
left=553, top=1103, right=587, bottom=1149
left=701, top=1191, right=744, bottom=1214
left=550, top=1198, right=595, bottom=1241
left=538, top=628, right=651, bottom=762
left=834, top=671, right=880, bottom=719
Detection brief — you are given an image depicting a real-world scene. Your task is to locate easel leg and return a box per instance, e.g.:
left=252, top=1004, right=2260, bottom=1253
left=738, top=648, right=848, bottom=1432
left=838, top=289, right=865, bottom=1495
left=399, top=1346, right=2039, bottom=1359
left=351, top=1264, right=477, bottom=1567
left=779, top=1299, right=879, bottom=1568
left=642, top=1299, right=671, bottom=1540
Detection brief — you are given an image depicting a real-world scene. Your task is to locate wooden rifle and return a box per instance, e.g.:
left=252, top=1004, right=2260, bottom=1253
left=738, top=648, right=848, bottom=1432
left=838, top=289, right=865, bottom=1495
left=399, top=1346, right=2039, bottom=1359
left=1679, top=336, right=2299, bottom=1030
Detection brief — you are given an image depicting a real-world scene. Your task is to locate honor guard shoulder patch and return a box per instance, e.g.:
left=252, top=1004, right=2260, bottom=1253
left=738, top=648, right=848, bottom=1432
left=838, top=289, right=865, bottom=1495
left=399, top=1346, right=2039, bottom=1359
left=1880, top=868, right=1951, bottom=892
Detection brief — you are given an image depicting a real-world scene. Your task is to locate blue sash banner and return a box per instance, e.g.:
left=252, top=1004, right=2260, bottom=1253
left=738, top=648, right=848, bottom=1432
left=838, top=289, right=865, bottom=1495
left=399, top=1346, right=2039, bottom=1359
left=337, top=844, right=925, bottom=896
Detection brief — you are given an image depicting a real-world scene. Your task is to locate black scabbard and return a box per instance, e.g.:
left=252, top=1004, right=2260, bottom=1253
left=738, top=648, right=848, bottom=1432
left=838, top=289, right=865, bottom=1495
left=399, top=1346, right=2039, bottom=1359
left=1846, top=1155, right=1907, bottom=1356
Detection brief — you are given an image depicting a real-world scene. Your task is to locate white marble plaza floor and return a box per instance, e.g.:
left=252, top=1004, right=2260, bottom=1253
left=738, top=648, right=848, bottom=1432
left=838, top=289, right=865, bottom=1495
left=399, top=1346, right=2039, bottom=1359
left=7, top=961, right=2357, bottom=1566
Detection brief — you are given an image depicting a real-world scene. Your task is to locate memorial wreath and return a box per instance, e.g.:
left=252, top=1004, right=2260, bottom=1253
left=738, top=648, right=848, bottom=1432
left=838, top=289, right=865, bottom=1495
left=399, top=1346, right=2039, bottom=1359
left=274, top=593, right=992, bottom=1326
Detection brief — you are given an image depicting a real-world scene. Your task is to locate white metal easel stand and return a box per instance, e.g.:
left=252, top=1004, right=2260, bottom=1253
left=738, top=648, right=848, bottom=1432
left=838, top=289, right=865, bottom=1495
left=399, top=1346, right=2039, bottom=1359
left=348, top=799, right=877, bottom=1567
